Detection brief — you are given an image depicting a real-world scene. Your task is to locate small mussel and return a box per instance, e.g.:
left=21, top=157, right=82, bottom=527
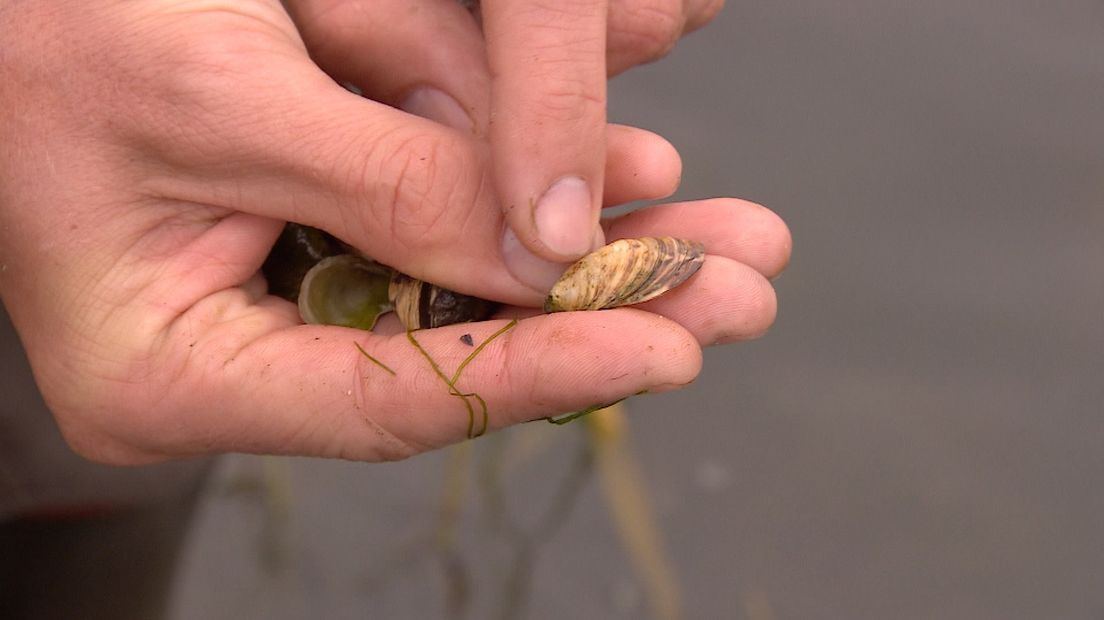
left=389, top=273, right=498, bottom=330
left=544, top=237, right=705, bottom=313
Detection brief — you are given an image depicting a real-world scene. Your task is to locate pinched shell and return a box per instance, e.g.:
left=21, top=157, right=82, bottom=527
left=389, top=273, right=498, bottom=330
left=544, top=237, right=705, bottom=312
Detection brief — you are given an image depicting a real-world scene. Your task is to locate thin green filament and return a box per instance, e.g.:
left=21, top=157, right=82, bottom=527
left=406, top=319, right=518, bottom=439
left=544, top=397, right=629, bottom=426
left=406, top=329, right=480, bottom=437
left=353, top=341, right=396, bottom=376
left=451, top=319, right=518, bottom=385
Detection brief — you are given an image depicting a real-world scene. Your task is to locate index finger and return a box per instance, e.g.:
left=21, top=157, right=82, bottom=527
left=482, top=0, right=610, bottom=281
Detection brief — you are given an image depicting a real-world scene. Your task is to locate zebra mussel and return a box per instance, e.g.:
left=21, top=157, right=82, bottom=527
left=544, top=237, right=705, bottom=313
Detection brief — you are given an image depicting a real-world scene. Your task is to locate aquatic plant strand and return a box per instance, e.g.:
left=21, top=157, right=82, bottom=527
left=406, top=321, right=520, bottom=439
left=353, top=341, right=396, bottom=376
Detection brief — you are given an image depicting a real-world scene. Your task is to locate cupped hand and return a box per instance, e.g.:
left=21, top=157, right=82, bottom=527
left=0, top=0, right=786, bottom=465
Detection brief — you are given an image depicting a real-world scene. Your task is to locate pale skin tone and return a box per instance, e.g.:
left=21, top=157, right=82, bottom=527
left=0, top=0, right=790, bottom=464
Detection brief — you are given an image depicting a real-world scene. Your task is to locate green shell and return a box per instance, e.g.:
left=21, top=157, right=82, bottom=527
left=297, top=255, right=394, bottom=331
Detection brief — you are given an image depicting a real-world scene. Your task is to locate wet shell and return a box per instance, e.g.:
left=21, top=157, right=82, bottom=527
left=544, top=237, right=705, bottom=313
left=262, top=223, right=345, bottom=302
left=298, top=254, right=394, bottom=330
left=389, top=273, right=498, bottom=330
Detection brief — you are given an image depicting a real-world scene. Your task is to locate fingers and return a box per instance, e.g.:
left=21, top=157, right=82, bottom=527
left=603, top=125, right=682, bottom=206
left=151, top=87, right=682, bottom=308
left=285, top=0, right=488, bottom=134
left=604, top=197, right=792, bottom=278
left=606, top=0, right=685, bottom=74
left=113, top=6, right=526, bottom=306
left=606, top=0, right=725, bottom=75
left=683, top=0, right=726, bottom=33
left=598, top=198, right=791, bottom=344
left=482, top=0, right=610, bottom=275
left=634, top=257, right=777, bottom=345
left=477, top=123, right=682, bottom=296
left=140, top=55, right=532, bottom=301
left=289, top=0, right=726, bottom=122
left=460, top=198, right=787, bottom=348
left=249, top=1, right=681, bottom=302
left=67, top=311, right=701, bottom=464
left=142, top=54, right=681, bottom=310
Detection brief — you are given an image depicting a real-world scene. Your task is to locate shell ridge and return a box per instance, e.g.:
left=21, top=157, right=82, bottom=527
left=543, top=236, right=705, bottom=312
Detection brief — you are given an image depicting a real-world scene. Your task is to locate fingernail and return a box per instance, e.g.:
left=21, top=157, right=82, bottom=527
left=501, top=227, right=570, bottom=294
left=534, top=176, right=595, bottom=258
left=400, top=87, right=474, bottom=133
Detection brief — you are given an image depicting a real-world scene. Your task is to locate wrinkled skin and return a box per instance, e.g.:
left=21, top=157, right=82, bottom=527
left=0, top=0, right=789, bottom=464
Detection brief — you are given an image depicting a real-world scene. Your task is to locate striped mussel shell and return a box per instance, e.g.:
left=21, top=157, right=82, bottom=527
left=389, top=273, right=498, bottom=330
left=544, top=237, right=706, bottom=313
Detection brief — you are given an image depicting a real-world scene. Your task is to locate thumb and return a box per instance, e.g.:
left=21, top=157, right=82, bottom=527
left=142, top=30, right=538, bottom=305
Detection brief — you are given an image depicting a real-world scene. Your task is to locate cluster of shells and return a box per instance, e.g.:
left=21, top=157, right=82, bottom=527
left=262, top=224, right=704, bottom=330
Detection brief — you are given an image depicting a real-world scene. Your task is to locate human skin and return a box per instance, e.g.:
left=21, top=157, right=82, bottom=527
left=0, top=0, right=789, bottom=464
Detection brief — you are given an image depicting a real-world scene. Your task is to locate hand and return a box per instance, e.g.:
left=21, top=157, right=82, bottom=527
left=287, top=0, right=727, bottom=288
left=0, top=0, right=787, bottom=464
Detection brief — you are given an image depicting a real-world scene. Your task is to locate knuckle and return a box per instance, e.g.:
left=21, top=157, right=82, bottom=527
left=527, top=73, right=605, bottom=124
left=361, top=131, right=474, bottom=258
left=288, top=0, right=359, bottom=55
left=610, top=0, right=685, bottom=63
left=687, top=0, right=726, bottom=32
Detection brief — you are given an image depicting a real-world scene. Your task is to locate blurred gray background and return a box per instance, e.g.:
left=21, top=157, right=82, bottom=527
left=164, top=1, right=1102, bottom=618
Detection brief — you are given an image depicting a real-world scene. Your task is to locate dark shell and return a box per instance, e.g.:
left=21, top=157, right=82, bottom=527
left=262, top=223, right=345, bottom=301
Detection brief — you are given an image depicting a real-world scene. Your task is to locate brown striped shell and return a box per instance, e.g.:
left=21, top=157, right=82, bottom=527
left=544, top=237, right=705, bottom=312
left=388, top=273, right=497, bottom=330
